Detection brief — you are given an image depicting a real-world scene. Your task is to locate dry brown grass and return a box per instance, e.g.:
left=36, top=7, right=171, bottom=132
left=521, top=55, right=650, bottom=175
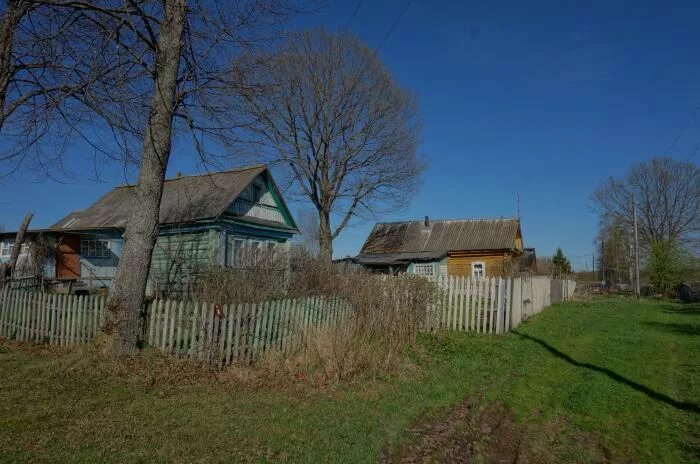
left=253, top=272, right=437, bottom=384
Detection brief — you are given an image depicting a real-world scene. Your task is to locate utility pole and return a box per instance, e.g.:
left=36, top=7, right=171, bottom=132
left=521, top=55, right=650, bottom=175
left=592, top=250, right=595, bottom=282
left=628, top=243, right=634, bottom=289
left=632, top=194, right=641, bottom=298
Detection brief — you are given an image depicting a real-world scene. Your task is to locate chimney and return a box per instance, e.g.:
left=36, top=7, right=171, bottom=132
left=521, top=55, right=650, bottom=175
left=424, top=215, right=430, bottom=228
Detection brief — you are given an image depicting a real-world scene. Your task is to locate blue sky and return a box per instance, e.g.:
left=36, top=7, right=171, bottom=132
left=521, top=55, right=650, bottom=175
left=2, top=0, right=700, bottom=270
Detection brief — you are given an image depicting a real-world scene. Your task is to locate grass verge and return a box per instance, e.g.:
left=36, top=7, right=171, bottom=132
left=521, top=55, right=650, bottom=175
left=1, top=297, right=698, bottom=463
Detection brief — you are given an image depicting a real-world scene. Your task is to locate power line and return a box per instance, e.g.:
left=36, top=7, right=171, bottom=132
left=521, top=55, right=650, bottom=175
left=376, top=0, right=414, bottom=51
left=344, top=0, right=364, bottom=31
left=666, top=100, right=700, bottom=158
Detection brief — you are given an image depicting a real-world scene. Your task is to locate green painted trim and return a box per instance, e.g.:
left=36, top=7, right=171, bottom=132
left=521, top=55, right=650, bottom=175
left=263, top=172, right=298, bottom=231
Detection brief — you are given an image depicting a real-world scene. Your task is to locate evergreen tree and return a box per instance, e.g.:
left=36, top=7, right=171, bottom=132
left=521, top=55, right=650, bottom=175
left=552, top=247, right=572, bottom=276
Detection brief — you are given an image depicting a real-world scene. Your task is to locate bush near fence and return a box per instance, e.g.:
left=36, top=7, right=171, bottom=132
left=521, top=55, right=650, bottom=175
left=0, top=276, right=574, bottom=369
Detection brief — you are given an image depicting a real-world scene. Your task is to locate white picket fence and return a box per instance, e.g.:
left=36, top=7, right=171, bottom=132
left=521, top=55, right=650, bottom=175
left=0, top=276, right=574, bottom=365
left=0, top=289, right=105, bottom=345
left=429, top=275, right=576, bottom=334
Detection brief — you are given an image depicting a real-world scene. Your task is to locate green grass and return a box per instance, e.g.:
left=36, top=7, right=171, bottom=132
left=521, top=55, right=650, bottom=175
left=1, top=297, right=698, bottom=463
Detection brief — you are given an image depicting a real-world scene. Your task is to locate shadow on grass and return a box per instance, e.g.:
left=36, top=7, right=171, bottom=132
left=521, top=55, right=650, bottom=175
left=642, top=321, right=700, bottom=336
left=513, top=331, right=700, bottom=415
left=661, top=303, right=700, bottom=315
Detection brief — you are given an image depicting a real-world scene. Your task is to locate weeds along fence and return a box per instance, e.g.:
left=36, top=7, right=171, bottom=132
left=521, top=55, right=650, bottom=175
left=0, top=276, right=574, bottom=365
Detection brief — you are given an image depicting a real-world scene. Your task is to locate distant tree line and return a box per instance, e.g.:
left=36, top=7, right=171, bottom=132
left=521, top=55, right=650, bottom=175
left=592, top=157, right=700, bottom=294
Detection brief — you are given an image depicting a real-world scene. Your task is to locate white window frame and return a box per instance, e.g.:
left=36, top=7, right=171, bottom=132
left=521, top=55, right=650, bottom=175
left=0, top=241, right=11, bottom=257
left=413, top=263, right=434, bottom=278
left=230, top=238, right=245, bottom=267
left=81, top=239, right=110, bottom=258
left=472, top=261, right=486, bottom=279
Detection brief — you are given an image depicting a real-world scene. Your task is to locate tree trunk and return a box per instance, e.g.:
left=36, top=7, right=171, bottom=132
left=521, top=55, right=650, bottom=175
left=0, top=0, right=29, bottom=129
left=103, top=0, right=187, bottom=357
left=318, top=209, right=333, bottom=262
left=4, top=212, right=32, bottom=282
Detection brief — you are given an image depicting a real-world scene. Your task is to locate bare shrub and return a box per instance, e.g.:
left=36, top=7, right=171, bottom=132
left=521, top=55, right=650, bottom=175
left=274, top=274, right=437, bottom=383
left=169, top=251, right=438, bottom=383
left=195, top=247, right=350, bottom=303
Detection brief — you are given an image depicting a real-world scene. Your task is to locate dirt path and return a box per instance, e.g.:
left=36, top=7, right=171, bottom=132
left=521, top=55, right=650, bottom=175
left=380, top=399, right=527, bottom=464
left=379, top=397, right=612, bottom=464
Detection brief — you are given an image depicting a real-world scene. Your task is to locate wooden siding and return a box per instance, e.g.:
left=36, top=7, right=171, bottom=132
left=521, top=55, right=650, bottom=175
left=226, top=173, right=293, bottom=227
left=228, top=198, right=285, bottom=224
left=447, top=250, right=518, bottom=278
left=149, top=230, right=219, bottom=295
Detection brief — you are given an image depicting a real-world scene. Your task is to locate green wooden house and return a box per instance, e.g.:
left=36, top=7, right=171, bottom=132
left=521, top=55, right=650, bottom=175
left=0, top=165, right=298, bottom=294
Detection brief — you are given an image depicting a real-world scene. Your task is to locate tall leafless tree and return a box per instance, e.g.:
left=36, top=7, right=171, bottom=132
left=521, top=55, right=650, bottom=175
left=231, top=28, right=424, bottom=261
left=592, top=157, right=700, bottom=251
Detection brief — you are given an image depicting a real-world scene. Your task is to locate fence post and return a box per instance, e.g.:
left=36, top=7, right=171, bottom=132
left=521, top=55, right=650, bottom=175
left=496, top=278, right=503, bottom=334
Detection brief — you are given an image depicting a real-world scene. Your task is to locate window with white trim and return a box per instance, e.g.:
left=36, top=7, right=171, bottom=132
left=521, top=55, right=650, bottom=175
left=230, top=238, right=245, bottom=267
left=0, top=241, right=12, bottom=257
left=1, top=241, right=29, bottom=258
left=81, top=239, right=110, bottom=258
left=472, top=262, right=485, bottom=279
left=413, top=263, right=434, bottom=277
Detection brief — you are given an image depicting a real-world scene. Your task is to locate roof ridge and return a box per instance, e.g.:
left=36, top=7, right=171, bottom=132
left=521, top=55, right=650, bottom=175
left=111, top=164, right=267, bottom=188
left=375, top=217, right=519, bottom=225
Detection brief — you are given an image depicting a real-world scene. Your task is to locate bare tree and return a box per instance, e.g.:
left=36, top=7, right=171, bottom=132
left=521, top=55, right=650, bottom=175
left=295, top=208, right=320, bottom=255
left=0, top=1, right=302, bottom=356
left=232, top=28, right=424, bottom=261
left=596, top=217, right=633, bottom=287
left=0, top=1, right=100, bottom=156
left=592, top=157, right=700, bottom=251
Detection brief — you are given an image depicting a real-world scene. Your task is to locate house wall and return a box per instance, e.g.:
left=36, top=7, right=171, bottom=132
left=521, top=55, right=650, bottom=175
left=148, top=228, right=219, bottom=295
left=447, top=251, right=518, bottom=278
left=77, top=231, right=123, bottom=285
left=147, top=220, right=295, bottom=296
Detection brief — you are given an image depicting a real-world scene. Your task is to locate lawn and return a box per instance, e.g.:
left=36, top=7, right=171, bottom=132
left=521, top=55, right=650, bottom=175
left=0, top=297, right=698, bottom=463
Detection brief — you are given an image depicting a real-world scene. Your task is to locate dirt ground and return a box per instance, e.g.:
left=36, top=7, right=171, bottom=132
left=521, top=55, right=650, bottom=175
left=380, top=398, right=609, bottom=464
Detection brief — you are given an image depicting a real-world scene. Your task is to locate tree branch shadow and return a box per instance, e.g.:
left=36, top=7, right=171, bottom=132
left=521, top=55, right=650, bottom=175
left=642, top=321, right=700, bottom=336
left=512, top=331, right=700, bottom=415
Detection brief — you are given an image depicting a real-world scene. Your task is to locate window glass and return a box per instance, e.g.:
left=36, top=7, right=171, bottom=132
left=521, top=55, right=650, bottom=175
left=252, top=184, right=262, bottom=202
left=414, top=263, right=434, bottom=277
left=472, top=262, right=485, bottom=279
left=232, top=239, right=245, bottom=266
left=81, top=240, right=110, bottom=258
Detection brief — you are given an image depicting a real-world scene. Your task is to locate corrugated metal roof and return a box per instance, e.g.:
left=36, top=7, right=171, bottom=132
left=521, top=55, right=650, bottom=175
left=49, top=165, right=296, bottom=231
left=360, top=218, right=521, bottom=255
